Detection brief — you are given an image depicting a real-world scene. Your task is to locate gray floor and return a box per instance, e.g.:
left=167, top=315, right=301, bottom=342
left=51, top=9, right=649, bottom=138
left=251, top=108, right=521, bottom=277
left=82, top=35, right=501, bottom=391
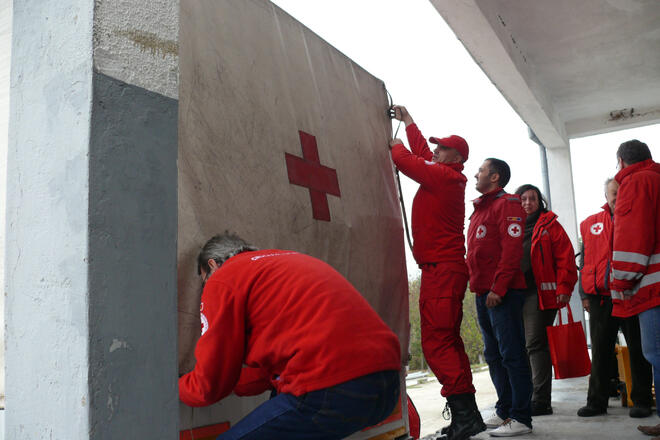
left=411, top=373, right=658, bottom=440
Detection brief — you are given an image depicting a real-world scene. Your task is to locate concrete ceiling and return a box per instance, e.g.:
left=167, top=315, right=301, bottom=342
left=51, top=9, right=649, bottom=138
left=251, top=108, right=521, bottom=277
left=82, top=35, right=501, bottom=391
left=430, top=0, right=660, bottom=148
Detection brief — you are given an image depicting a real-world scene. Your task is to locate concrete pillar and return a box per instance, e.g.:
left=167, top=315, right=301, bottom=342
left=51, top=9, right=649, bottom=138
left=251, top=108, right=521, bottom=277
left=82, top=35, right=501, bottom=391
left=5, top=1, right=178, bottom=438
left=544, top=146, right=584, bottom=325
left=0, top=0, right=12, bottom=412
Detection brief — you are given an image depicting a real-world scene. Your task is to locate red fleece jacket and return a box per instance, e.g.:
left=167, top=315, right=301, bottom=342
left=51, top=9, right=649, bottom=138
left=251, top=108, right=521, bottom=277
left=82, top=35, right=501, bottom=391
left=390, top=123, right=467, bottom=268
left=179, top=250, right=401, bottom=407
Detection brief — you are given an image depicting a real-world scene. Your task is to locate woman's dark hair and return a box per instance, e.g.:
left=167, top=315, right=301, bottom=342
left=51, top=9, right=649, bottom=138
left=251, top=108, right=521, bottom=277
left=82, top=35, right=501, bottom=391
left=515, top=184, right=548, bottom=213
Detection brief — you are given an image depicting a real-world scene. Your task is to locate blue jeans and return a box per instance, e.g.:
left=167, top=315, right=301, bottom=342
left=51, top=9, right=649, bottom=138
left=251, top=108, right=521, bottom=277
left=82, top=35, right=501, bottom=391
left=476, top=290, right=533, bottom=427
left=639, top=306, right=660, bottom=417
left=217, top=370, right=400, bottom=439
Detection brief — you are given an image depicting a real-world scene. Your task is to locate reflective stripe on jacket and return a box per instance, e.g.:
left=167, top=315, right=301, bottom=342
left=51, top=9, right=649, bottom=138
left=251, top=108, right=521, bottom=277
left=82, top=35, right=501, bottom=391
left=579, top=205, right=613, bottom=296
left=531, top=211, right=578, bottom=309
left=611, top=159, right=660, bottom=318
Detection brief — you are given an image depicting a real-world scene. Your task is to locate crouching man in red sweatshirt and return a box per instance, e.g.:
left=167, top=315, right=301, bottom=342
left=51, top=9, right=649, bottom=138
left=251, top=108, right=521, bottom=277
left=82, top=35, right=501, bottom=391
left=179, top=232, right=402, bottom=440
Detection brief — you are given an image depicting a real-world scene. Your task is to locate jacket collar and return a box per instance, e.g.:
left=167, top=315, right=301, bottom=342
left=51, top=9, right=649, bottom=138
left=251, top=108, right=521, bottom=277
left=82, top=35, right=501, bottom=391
left=601, top=203, right=612, bottom=215
left=473, top=187, right=504, bottom=206
left=615, top=159, right=657, bottom=184
left=444, top=162, right=464, bottom=173
left=535, top=210, right=556, bottom=229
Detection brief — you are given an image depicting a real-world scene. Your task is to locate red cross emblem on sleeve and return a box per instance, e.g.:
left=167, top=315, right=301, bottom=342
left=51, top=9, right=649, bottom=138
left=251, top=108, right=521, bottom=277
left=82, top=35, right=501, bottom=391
left=508, top=223, right=521, bottom=237
left=285, top=131, right=341, bottom=221
left=590, top=222, right=604, bottom=235
left=476, top=225, right=487, bottom=239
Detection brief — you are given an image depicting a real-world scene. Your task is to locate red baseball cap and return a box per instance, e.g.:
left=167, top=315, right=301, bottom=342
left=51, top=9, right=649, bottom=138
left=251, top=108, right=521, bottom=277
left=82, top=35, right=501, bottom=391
left=429, top=135, right=469, bottom=162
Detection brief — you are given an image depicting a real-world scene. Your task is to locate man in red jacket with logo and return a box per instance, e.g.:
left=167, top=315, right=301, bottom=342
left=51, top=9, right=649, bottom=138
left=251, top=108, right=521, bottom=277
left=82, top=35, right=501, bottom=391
left=467, top=158, right=532, bottom=437
left=389, top=105, right=485, bottom=440
left=577, top=178, right=653, bottom=418
left=179, top=233, right=402, bottom=440
left=608, top=140, right=660, bottom=425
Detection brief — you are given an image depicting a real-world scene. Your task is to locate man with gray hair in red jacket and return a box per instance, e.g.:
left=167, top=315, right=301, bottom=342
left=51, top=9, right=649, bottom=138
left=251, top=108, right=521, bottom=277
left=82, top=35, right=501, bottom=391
left=179, top=232, right=402, bottom=440
left=389, top=105, right=485, bottom=440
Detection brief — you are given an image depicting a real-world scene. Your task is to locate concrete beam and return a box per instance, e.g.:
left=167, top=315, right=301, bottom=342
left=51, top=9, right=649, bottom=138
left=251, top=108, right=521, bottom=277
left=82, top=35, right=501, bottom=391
left=567, top=104, right=660, bottom=139
left=429, top=0, right=568, bottom=148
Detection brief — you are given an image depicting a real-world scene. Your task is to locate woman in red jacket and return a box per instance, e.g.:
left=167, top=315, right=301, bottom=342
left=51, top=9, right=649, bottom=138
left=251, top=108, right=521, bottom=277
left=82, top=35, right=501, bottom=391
left=515, top=184, right=578, bottom=417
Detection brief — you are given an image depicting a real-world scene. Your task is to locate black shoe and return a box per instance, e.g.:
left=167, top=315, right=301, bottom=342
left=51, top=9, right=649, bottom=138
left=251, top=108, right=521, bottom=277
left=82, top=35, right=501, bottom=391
left=444, top=393, right=487, bottom=440
left=531, top=402, right=553, bottom=416
left=577, top=405, right=606, bottom=417
left=630, top=405, right=653, bottom=418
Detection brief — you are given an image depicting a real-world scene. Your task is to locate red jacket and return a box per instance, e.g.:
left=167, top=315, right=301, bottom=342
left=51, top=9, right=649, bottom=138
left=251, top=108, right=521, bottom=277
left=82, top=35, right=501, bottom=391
left=467, top=189, right=526, bottom=296
left=179, top=250, right=401, bottom=407
left=531, top=211, right=578, bottom=309
left=579, top=204, right=614, bottom=296
left=391, top=123, right=467, bottom=269
left=611, top=159, right=660, bottom=318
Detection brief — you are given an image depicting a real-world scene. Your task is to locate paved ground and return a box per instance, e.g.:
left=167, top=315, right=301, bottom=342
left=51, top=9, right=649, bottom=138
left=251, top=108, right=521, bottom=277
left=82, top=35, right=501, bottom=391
left=407, top=369, right=659, bottom=439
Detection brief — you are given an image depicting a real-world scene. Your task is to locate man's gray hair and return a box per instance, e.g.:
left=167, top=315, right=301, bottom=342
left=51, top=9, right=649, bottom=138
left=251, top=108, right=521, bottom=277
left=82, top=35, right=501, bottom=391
left=604, top=177, right=615, bottom=192
left=197, top=231, right=258, bottom=274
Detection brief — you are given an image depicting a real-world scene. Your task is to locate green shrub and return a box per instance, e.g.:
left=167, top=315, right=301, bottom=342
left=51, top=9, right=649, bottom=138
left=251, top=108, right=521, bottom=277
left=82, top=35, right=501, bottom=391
left=408, top=276, right=484, bottom=370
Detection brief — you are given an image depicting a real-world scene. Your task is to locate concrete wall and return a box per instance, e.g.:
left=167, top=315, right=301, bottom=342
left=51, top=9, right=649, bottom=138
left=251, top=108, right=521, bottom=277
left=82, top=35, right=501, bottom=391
left=0, top=0, right=12, bottom=410
left=5, top=0, right=180, bottom=438
left=5, top=0, right=94, bottom=437
left=88, top=72, right=178, bottom=439
left=93, top=0, right=178, bottom=99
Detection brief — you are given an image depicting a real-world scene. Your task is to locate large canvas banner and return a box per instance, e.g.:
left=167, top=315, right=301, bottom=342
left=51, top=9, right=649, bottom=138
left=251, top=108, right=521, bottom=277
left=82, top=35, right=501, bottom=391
left=179, top=0, right=409, bottom=437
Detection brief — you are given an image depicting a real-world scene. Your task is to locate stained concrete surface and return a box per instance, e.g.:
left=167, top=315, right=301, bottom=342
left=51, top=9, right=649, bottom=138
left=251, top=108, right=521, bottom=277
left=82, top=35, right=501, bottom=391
left=408, top=369, right=658, bottom=439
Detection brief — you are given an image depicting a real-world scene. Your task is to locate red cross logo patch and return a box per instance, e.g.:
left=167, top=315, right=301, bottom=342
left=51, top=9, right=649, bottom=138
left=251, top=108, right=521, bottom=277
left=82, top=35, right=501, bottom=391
left=200, top=312, right=209, bottom=336
left=508, top=223, right=522, bottom=238
left=476, top=224, right=487, bottom=239
left=590, top=222, right=604, bottom=235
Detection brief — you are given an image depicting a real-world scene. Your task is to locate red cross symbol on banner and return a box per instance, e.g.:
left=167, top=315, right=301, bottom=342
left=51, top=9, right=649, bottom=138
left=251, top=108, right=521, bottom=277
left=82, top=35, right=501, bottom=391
left=285, top=131, right=341, bottom=221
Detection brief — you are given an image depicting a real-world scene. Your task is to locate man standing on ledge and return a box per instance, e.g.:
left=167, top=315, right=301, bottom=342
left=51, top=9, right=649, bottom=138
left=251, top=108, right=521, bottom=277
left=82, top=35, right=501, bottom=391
left=179, top=232, right=402, bottom=440
left=467, top=158, right=533, bottom=437
left=389, top=105, right=485, bottom=440
left=608, top=140, right=660, bottom=437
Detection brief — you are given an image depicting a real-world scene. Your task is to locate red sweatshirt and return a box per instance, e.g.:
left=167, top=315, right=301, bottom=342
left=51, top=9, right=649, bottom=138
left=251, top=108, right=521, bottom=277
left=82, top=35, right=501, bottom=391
left=179, top=250, right=401, bottom=407
left=467, top=189, right=526, bottom=296
left=390, top=123, right=467, bottom=268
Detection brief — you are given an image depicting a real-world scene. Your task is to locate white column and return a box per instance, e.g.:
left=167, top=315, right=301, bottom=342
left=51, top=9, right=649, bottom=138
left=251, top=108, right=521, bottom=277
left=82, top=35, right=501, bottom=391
left=5, top=1, right=179, bottom=438
left=0, top=0, right=12, bottom=414
left=5, top=1, right=93, bottom=438
left=545, top=146, right=584, bottom=325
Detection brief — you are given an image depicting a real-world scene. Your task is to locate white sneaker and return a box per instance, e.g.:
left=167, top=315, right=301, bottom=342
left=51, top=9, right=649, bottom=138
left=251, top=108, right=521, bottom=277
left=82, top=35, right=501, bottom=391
left=484, top=414, right=506, bottom=428
left=489, top=419, right=532, bottom=437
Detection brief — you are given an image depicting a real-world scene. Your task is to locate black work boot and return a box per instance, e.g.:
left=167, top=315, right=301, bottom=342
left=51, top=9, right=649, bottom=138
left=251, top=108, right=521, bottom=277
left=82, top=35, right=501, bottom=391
left=439, top=401, right=453, bottom=436
left=445, top=393, right=487, bottom=440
